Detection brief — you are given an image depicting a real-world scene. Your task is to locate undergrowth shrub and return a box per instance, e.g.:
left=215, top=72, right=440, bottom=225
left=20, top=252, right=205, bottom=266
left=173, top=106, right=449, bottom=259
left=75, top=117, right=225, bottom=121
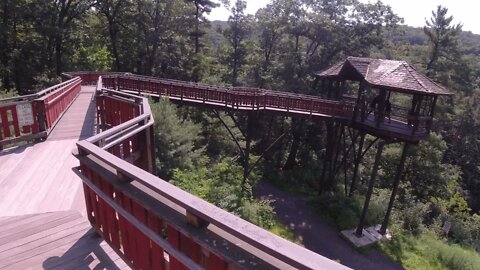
left=426, top=237, right=480, bottom=270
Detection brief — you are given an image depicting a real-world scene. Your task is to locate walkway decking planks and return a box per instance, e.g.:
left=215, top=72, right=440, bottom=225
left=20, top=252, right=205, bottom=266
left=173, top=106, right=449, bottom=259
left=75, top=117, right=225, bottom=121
left=0, top=86, right=96, bottom=217
left=0, top=211, right=130, bottom=269
left=0, top=86, right=129, bottom=269
left=47, top=86, right=96, bottom=141
left=0, top=139, right=84, bottom=216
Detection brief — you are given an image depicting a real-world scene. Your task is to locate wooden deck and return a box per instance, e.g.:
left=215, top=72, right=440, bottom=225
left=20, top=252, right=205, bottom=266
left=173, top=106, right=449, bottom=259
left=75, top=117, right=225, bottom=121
left=0, top=211, right=129, bottom=269
left=0, top=86, right=130, bottom=269
left=47, top=86, right=96, bottom=141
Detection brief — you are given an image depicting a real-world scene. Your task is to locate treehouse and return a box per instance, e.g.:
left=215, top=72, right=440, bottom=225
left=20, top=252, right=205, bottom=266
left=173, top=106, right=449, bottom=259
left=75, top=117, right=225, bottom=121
left=314, top=56, right=453, bottom=143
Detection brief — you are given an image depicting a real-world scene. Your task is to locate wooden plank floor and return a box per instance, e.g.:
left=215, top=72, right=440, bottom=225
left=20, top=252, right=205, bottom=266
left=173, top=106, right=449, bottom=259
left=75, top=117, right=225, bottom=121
left=0, top=86, right=130, bottom=269
left=0, top=138, right=85, bottom=216
left=0, top=86, right=97, bottom=217
left=47, top=86, right=96, bottom=141
left=0, top=211, right=129, bottom=269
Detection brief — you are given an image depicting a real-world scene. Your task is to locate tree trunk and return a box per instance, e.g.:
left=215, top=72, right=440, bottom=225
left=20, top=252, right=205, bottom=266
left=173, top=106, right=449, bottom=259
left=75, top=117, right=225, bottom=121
left=55, top=36, right=63, bottom=75
left=1, top=0, right=11, bottom=89
left=194, top=3, right=200, bottom=54
left=232, top=46, right=238, bottom=86
left=107, top=19, right=120, bottom=71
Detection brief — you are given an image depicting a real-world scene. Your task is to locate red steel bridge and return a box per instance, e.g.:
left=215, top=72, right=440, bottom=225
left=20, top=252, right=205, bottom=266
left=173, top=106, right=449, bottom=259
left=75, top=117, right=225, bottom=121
left=0, top=63, right=448, bottom=269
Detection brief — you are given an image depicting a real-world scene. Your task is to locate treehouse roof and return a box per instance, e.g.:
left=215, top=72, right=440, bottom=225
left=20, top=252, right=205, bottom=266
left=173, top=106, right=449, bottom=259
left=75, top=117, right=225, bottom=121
left=315, top=56, right=453, bottom=96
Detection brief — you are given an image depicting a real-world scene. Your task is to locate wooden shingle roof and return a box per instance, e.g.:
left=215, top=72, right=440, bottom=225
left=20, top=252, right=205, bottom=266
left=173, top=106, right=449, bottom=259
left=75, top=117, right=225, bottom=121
left=315, top=56, right=453, bottom=96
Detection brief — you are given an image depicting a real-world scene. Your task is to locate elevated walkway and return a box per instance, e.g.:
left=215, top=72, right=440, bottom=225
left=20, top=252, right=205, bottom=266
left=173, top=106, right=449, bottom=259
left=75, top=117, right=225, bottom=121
left=0, top=86, right=95, bottom=217
left=0, top=86, right=129, bottom=269
left=47, top=86, right=96, bottom=141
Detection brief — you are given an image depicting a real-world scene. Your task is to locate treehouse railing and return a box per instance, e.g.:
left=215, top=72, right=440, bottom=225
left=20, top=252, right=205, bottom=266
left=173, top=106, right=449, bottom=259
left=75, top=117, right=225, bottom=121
left=357, top=102, right=432, bottom=136
left=75, top=76, right=350, bottom=270
left=0, top=76, right=82, bottom=150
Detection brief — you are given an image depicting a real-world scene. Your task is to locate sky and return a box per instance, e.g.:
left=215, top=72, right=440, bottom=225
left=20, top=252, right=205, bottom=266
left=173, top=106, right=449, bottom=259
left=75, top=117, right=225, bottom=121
left=207, top=0, right=480, bottom=34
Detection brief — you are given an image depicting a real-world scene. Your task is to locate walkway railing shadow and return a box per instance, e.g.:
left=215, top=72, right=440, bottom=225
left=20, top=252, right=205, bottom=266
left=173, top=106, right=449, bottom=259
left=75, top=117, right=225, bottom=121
left=42, top=228, right=121, bottom=270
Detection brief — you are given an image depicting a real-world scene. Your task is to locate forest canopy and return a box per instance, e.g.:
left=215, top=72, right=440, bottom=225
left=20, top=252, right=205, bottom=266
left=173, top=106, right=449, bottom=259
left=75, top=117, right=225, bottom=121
left=1, top=0, right=480, bottom=267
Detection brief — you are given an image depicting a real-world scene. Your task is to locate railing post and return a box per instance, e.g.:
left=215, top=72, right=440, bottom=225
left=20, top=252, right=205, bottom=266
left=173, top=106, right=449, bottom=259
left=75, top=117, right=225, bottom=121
left=117, top=170, right=133, bottom=183
left=34, top=100, right=47, bottom=135
left=144, top=122, right=155, bottom=174
left=186, top=211, right=208, bottom=228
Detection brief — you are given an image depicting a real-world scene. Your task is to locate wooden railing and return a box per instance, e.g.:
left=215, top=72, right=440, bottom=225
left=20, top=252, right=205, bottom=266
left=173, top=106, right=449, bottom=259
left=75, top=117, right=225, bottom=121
left=102, top=74, right=356, bottom=118
left=0, top=77, right=82, bottom=149
left=62, top=71, right=131, bottom=85
left=35, top=77, right=82, bottom=130
left=75, top=76, right=350, bottom=270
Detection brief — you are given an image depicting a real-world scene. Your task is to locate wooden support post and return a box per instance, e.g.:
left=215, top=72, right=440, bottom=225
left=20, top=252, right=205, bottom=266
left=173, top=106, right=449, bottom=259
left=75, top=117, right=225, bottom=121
left=117, top=170, right=132, bottom=183
left=408, top=95, right=417, bottom=126
left=349, top=132, right=366, bottom=197
left=186, top=210, right=209, bottom=228
left=326, top=80, right=333, bottom=98
left=320, top=80, right=325, bottom=97
left=427, top=96, right=438, bottom=131
left=411, top=95, right=423, bottom=135
left=353, top=81, right=365, bottom=121
left=379, top=142, right=409, bottom=235
left=144, top=124, right=155, bottom=174
left=355, top=141, right=384, bottom=237
left=376, top=89, right=387, bottom=127
left=338, top=81, right=345, bottom=99
left=35, top=101, right=47, bottom=134
left=312, top=77, right=319, bottom=91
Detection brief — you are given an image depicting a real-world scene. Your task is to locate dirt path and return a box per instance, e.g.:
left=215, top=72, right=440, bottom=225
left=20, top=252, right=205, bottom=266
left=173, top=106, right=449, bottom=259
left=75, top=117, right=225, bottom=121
left=254, top=182, right=404, bottom=270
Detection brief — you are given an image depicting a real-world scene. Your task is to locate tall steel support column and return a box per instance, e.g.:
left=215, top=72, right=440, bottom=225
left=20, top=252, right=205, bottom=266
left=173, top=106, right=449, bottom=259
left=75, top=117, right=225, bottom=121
left=319, top=120, right=337, bottom=193
left=355, top=141, right=385, bottom=237
left=379, top=142, right=410, bottom=234
left=242, top=112, right=254, bottom=197
left=349, top=132, right=366, bottom=197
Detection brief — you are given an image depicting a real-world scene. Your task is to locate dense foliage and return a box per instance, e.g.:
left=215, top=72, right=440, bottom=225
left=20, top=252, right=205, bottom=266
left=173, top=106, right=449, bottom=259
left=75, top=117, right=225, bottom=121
left=2, top=0, right=480, bottom=268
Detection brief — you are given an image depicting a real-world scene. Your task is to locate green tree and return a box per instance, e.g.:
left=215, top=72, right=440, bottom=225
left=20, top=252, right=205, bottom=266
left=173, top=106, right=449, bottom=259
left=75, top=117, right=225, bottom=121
left=151, top=98, right=203, bottom=179
left=222, top=0, right=252, bottom=86
left=424, top=5, right=462, bottom=72
left=51, top=0, right=96, bottom=75
left=190, top=0, right=219, bottom=54
left=171, top=159, right=276, bottom=228
left=96, top=0, right=130, bottom=71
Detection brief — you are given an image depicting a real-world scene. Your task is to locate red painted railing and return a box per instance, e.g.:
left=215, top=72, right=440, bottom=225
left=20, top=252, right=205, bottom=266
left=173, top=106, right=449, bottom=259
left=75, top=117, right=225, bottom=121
left=63, top=71, right=131, bottom=85
left=0, top=77, right=83, bottom=149
left=100, top=74, right=433, bottom=142
left=75, top=76, right=350, bottom=270
left=102, top=74, right=356, bottom=119
left=0, top=97, right=39, bottom=143
left=35, top=77, right=82, bottom=130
